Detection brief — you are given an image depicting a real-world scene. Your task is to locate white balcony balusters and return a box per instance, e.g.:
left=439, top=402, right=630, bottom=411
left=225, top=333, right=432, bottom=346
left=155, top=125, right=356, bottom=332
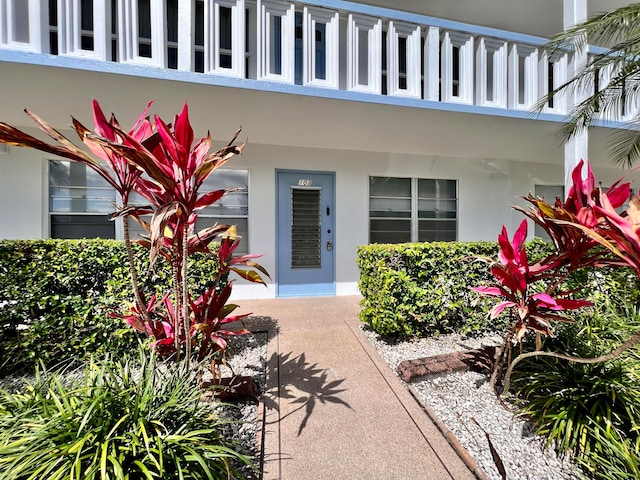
left=386, top=20, right=421, bottom=99
left=204, top=0, right=245, bottom=77
left=118, top=0, right=166, bottom=67
left=476, top=37, right=507, bottom=108
left=257, top=0, right=295, bottom=83
left=0, top=0, right=47, bottom=52
left=302, top=6, right=339, bottom=89
left=508, top=44, right=538, bottom=110
left=441, top=31, right=473, bottom=105
left=347, top=13, right=381, bottom=94
left=57, top=0, right=111, bottom=60
left=0, top=0, right=599, bottom=121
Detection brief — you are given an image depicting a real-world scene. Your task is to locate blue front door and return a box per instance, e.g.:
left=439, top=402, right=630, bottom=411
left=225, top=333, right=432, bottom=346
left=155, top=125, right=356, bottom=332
left=276, top=170, right=335, bottom=297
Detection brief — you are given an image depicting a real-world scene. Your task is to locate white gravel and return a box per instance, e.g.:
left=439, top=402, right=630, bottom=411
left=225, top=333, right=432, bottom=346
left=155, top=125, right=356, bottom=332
left=361, top=326, right=587, bottom=480
left=215, top=332, right=267, bottom=471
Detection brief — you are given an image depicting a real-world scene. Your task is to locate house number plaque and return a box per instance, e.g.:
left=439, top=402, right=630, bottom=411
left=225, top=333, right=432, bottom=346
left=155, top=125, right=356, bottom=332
left=298, top=179, right=313, bottom=186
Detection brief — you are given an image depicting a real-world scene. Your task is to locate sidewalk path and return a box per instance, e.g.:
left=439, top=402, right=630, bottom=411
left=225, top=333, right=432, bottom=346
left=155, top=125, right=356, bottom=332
left=241, top=296, right=477, bottom=480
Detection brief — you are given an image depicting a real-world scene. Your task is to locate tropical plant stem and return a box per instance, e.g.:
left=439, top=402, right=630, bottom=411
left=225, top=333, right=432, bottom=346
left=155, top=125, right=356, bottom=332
left=502, top=328, right=640, bottom=394
left=182, top=227, right=191, bottom=366
left=122, top=212, right=151, bottom=326
left=172, top=258, right=182, bottom=362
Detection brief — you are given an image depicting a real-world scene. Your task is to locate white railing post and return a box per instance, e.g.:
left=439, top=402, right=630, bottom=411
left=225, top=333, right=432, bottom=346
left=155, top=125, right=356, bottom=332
left=539, top=50, right=568, bottom=115
left=257, top=0, right=295, bottom=83
left=441, top=31, right=474, bottom=104
left=346, top=13, right=381, bottom=94
left=118, top=0, right=166, bottom=67
left=204, top=0, right=245, bottom=77
left=508, top=43, right=538, bottom=110
left=423, top=25, right=440, bottom=101
left=57, top=0, right=110, bottom=60
left=475, top=37, right=507, bottom=108
left=177, top=0, right=194, bottom=71
left=387, top=20, right=421, bottom=98
left=302, top=6, right=339, bottom=89
left=0, top=0, right=48, bottom=52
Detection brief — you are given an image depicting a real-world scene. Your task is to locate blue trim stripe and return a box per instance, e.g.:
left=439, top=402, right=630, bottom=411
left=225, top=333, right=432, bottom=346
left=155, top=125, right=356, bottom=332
left=0, top=47, right=629, bottom=131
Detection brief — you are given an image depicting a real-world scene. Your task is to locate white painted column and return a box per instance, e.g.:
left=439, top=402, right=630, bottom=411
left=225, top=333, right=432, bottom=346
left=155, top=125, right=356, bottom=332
left=423, top=26, right=440, bottom=101
left=563, top=0, right=588, bottom=190
left=177, top=0, right=194, bottom=71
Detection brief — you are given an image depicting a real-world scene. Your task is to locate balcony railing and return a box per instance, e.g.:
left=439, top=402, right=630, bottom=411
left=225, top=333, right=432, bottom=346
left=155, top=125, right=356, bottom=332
left=0, top=0, right=626, bottom=120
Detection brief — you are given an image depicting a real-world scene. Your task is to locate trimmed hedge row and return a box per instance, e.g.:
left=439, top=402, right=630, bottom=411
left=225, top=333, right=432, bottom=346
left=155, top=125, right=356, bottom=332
left=0, top=239, right=223, bottom=376
left=357, top=240, right=640, bottom=338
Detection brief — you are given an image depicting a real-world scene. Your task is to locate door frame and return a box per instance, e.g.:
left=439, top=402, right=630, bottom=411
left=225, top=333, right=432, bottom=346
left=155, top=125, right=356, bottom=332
left=275, top=169, right=336, bottom=297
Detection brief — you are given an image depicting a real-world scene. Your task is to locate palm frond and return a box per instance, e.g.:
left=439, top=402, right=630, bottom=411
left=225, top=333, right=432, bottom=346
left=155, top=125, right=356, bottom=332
left=535, top=4, right=640, bottom=166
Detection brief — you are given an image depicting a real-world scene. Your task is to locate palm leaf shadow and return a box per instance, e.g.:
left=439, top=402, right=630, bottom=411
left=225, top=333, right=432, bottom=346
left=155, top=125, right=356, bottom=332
left=265, top=351, right=352, bottom=436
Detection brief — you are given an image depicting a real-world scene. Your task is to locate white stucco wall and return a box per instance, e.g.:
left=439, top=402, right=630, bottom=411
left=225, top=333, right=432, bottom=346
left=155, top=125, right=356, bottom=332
left=0, top=146, right=45, bottom=239
left=2, top=139, right=640, bottom=299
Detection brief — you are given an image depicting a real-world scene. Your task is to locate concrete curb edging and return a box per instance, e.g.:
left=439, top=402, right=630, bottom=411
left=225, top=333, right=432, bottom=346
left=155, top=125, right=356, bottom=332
left=347, top=320, right=486, bottom=480
left=406, top=384, right=490, bottom=480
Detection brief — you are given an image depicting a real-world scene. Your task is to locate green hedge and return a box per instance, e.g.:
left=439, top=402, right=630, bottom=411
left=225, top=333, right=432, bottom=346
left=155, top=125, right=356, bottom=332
left=0, top=239, right=223, bottom=376
left=357, top=240, right=582, bottom=338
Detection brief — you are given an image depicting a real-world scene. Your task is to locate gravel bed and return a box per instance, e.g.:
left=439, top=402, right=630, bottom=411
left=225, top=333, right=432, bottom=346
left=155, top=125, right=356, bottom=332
left=361, top=326, right=587, bottom=480
left=215, top=331, right=267, bottom=468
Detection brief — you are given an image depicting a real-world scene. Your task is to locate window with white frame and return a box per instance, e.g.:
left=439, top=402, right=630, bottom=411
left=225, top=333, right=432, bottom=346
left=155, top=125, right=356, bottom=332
left=369, top=176, right=457, bottom=244
left=49, top=160, right=116, bottom=239
left=126, top=169, right=250, bottom=255
left=49, top=160, right=250, bottom=253
left=195, top=169, right=250, bottom=254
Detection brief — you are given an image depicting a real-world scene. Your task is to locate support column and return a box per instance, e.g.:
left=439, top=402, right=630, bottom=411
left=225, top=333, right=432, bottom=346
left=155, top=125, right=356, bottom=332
left=563, top=0, right=588, bottom=190
left=177, top=0, right=194, bottom=71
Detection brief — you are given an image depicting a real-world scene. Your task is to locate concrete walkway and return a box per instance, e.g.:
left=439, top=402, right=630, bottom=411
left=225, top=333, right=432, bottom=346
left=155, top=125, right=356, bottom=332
left=241, top=296, right=477, bottom=480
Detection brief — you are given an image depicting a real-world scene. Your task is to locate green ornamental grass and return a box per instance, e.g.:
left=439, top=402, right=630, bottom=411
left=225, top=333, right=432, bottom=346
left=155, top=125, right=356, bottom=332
left=512, top=307, right=640, bottom=480
left=0, top=347, right=254, bottom=479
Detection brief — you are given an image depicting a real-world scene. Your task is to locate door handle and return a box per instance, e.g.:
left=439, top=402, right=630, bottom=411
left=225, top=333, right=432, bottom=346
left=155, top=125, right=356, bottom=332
left=326, top=240, right=333, bottom=252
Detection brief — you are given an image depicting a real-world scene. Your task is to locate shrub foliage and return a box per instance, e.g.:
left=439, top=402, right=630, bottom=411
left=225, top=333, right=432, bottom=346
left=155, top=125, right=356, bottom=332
left=0, top=239, right=223, bottom=376
left=357, top=240, right=553, bottom=337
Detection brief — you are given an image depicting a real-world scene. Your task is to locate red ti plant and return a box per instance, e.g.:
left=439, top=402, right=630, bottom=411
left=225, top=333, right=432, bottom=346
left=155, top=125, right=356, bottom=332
left=0, top=101, right=269, bottom=369
left=473, top=159, right=640, bottom=392
left=472, top=220, right=592, bottom=344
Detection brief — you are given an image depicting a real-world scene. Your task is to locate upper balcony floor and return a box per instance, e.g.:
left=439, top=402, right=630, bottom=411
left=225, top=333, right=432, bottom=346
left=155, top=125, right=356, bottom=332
left=0, top=0, right=636, bottom=127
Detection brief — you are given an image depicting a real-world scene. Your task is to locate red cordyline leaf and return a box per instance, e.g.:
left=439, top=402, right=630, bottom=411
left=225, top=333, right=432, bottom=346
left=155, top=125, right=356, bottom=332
left=491, top=264, right=524, bottom=295
left=531, top=292, right=559, bottom=308
left=219, top=312, right=252, bottom=325
left=174, top=103, right=194, bottom=163
left=565, top=159, right=594, bottom=213
left=470, top=286, right=510, bottom=297
left=554, top=298, right=593, bottom=310
left=189, top=134, right=212, bottom=182
left=194, top=189, right=226, bottom=211
left=490, top=301, right=516, bottom=319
